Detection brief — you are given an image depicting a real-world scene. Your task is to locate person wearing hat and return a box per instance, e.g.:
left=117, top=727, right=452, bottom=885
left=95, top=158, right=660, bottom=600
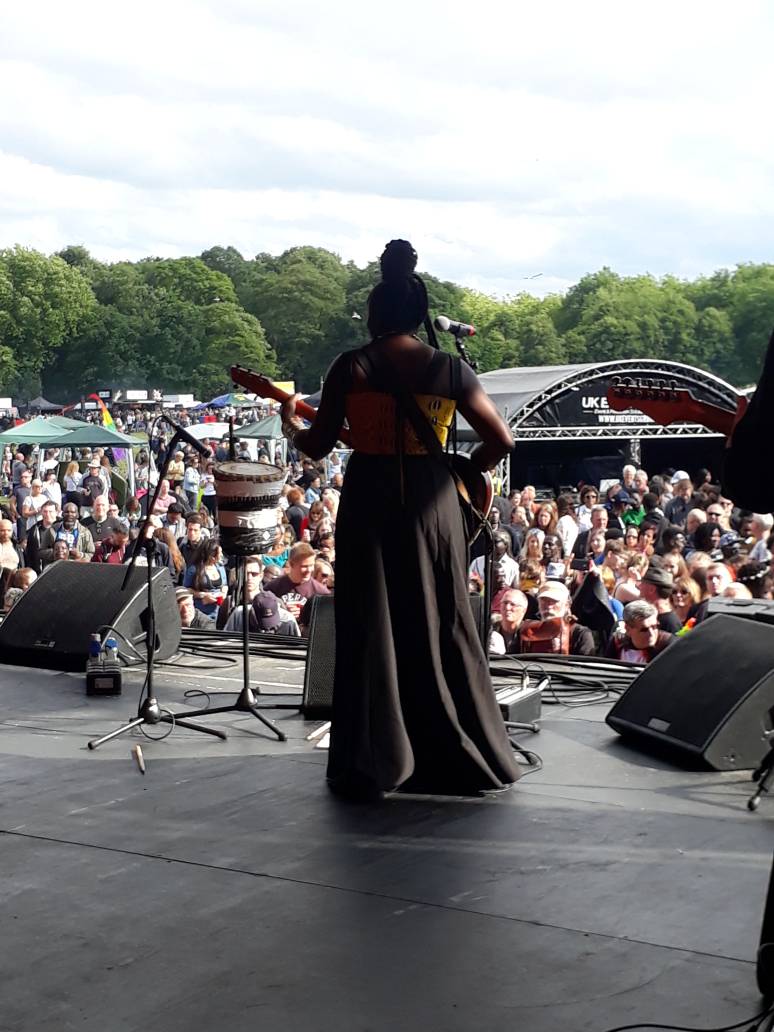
left=523, top=580, right=596, bottom=656
left=176, top=587, right=216, bottom=630
left=638, top=559, right=682, bottom=633
left=80, top=459, right=105, bottom=511
left=607, top=489, right=632, bottom=533
left=664, top=476, right=694, bottom=528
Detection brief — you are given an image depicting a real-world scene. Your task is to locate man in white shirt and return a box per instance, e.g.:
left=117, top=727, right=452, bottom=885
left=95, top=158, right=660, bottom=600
left=748, top=514, right=773, bottom=563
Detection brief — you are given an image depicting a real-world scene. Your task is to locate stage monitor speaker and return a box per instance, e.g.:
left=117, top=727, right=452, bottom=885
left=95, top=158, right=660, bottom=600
left=302, top=593, right=486, bottom=720
left=606, top=615, right=774, bottom=770
left=707, top=596, right=774, bottom=625
left=0, top=563, right=181, bottom=672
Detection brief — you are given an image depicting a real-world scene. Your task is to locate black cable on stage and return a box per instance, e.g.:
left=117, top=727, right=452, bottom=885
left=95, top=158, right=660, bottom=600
left=601, top=1000, right=774, bottom=1032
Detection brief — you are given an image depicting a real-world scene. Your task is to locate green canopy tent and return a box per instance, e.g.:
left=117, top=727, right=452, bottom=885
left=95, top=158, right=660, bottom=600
left=0, top=415, right=85, bottom=445
left=0, top=417, right=137, bottom=501
left=237, top=413, right=285, bottom=464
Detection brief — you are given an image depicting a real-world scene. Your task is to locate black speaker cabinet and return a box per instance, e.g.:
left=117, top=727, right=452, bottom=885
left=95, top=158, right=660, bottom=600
left=302, top=595, right=336, bottom=718
left=302, top=593, right=486, bottom=719
left=606, top=615, right=774, bottom=770
left=0, top=563, right=181, bottom=672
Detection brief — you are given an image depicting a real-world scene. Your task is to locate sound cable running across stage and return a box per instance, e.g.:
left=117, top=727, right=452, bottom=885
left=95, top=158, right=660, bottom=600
left=280, top=239, right=523, bottom=801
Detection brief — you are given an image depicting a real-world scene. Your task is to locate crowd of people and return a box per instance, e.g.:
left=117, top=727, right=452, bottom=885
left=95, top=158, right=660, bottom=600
left=2, top=433, right=772, bottom=668
left=0, top=436, right=337, bottom=638
left=3, top=427, right=771, bottom=668
left=476, top=464, right=773, bottom=664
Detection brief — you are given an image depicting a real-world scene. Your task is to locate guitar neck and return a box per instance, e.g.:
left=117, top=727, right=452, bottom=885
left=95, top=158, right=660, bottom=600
left=230, top=365, right=352, bottom=446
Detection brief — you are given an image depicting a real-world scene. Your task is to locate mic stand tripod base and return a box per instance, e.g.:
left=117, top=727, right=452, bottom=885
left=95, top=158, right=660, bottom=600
left=87, top=695, right=228, bottom=750
left=180, top=554, right=286, bottom=743
left=181, top=685, right=286, bottom=742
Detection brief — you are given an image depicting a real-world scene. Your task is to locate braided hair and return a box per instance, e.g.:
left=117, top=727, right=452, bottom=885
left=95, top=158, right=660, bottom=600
left=367, top=239, right=438, bottom=346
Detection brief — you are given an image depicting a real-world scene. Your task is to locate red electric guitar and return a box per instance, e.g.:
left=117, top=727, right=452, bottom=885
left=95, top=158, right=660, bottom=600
left=230, top=364, right=495, bottom=525
left=606, top=377, right=747, bottom=437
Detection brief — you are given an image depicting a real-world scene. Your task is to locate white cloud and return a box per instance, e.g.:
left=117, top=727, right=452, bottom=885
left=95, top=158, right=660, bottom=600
left=1, top=0, right=773, bottom=296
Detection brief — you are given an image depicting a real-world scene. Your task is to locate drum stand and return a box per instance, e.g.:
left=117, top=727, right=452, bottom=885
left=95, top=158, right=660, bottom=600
left=178, top=555, right=286, bottom=741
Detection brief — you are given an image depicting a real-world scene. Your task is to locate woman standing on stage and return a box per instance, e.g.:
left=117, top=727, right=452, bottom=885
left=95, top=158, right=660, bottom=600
left=281, top=240, right=521, bottom=799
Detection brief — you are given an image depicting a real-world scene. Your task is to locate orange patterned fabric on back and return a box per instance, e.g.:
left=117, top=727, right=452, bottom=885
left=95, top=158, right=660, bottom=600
left=345, top=392, right=456, bottom=455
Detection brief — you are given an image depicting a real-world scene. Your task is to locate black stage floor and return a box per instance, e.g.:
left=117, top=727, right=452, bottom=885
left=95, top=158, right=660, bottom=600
left=1, top=650, right=772, bottom=1032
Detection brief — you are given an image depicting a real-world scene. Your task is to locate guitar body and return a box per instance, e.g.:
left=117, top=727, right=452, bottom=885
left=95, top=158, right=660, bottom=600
left=450, top=454, right=494, bottom=520
left=230, top=364, right=496, bottom=529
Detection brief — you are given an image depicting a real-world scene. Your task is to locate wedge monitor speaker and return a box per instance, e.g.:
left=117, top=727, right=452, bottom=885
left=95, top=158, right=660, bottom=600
left=606, top=615, right=774, bottom=770
left=0, top=563, right=181, bottom=672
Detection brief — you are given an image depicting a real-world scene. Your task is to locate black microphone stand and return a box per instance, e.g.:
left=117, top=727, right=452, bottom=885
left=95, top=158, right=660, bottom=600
left=451, top=331, right=538, bottom=739
left=88, top=428, right=226, bottom=750
left=149, top=420, right=284, bottom=740
left=172, top=555, right=286, bottom=740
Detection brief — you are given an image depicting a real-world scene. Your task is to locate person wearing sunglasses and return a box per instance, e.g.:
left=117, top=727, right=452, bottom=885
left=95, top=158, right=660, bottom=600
left=576, top=486, right=599, bottom=530
left=670, top=577, right=701, bottom=625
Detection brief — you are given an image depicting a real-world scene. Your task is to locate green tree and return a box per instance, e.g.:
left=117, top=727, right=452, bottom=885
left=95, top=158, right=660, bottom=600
left=245, top=248, right=348, bottom=389
left=0, top=246, right=95, bottom=395
left=137, top=257, right=237, bottom=307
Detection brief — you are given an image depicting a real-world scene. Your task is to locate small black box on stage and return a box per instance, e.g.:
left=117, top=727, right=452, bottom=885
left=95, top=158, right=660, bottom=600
left=495, top=681, right=543, bottom=723
left=86, top=657, right=122, bottom=696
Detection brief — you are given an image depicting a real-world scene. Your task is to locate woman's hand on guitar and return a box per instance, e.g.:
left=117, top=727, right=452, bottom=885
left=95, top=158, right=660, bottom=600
left=281, top=394, right=301, bottom=422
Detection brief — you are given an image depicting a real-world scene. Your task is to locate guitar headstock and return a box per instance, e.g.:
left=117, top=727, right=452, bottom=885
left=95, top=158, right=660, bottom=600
left=606, top=375, right=737, bottom=435
left=230, top=365, right=272, bottom=396
left=607, top=375, right=689, bottom=412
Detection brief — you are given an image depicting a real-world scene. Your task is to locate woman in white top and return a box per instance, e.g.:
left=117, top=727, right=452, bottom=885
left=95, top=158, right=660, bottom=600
left=42, top=468, right=62, bottom=511
left=183, top=459, right=201, bottom=510
left=576, top=485, right=600, bottom=531
left=555, top=493, right=579, bottom=558
left=201, top=462, right=217, bottom=517
left=63, top=461, right=83, bottom=504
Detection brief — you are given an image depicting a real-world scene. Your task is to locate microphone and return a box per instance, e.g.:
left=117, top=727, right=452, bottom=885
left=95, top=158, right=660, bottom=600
left=162, top=415, right=212, bottom=459
left=434, top=315, right=476, bottom=337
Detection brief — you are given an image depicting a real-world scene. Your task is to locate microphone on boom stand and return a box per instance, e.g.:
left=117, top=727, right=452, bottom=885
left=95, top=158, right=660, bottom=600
left=434, top=315, right=478, bottom=371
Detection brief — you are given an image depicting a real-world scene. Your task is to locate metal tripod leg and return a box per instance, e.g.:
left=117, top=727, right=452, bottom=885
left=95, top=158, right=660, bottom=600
left=181, top=686, right=286, bottom=742
left=175, top=557, right=288, bottom=743
left=88, top=695, right=227, bottom=750
left=749, top=743, right=774, bottom=811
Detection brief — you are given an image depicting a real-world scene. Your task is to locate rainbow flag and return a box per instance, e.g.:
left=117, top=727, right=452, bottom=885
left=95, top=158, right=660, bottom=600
left=88, top=394, right=116, bottom=430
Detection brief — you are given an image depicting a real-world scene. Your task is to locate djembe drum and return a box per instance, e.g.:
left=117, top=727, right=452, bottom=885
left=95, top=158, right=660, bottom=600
left=213, top=461, right=285, bottom=556
left=181, top=459, right=287, bottom=741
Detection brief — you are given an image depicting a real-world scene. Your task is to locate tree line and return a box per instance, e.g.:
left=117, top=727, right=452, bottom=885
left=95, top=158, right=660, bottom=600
left=0, top=243, right=772, bottom=402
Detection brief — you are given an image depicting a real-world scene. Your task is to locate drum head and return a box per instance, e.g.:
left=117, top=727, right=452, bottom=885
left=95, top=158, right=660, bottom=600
left=214, top=461, right=284, bottom=483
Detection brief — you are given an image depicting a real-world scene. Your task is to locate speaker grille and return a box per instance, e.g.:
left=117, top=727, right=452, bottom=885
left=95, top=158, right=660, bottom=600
left=302, top=595, right=336, bottom=718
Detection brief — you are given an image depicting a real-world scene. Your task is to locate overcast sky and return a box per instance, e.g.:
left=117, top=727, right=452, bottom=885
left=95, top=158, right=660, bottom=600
left=2, top=0, right=773, bottom=298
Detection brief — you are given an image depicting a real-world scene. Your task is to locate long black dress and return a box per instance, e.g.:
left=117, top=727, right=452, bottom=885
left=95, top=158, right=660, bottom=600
left=327, top=347, right=522, bottom=794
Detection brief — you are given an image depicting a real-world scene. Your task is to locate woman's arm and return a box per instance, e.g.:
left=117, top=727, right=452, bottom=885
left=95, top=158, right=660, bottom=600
left=455, top=362, right=513, bottom=472
left=281, top=354, right=349, bottom=461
